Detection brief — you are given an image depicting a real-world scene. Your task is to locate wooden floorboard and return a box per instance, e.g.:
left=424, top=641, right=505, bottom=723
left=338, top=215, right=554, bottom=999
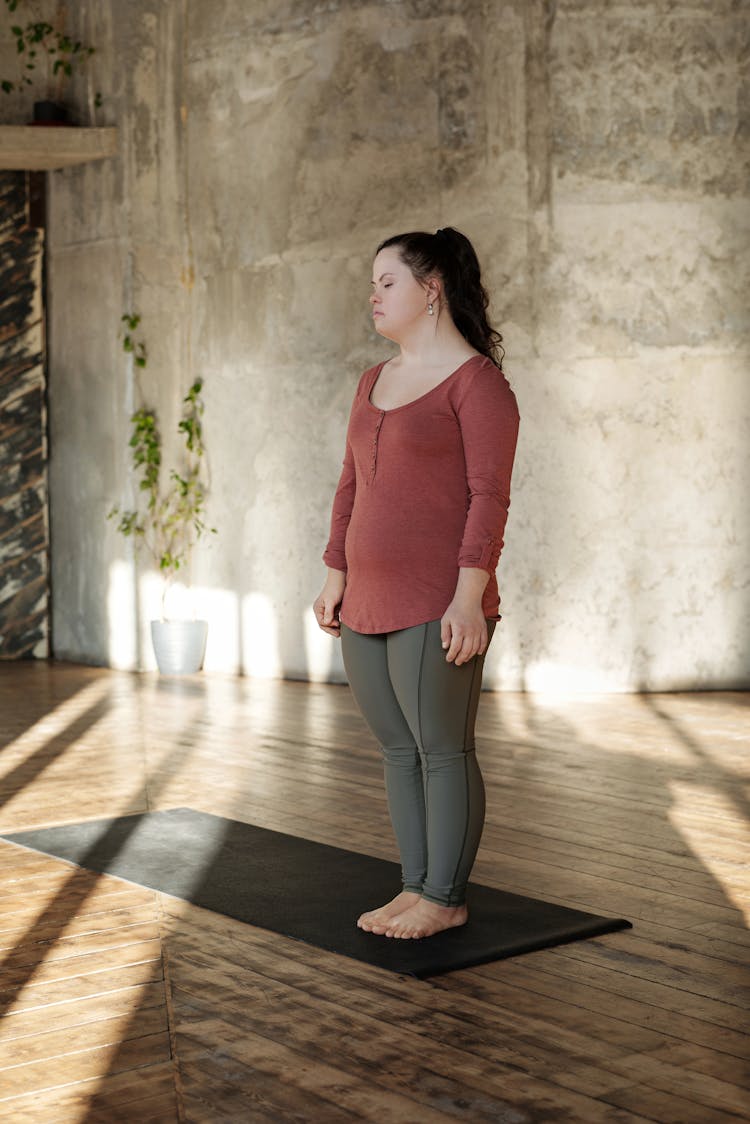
left=0, top=662, right=747, bottom=1122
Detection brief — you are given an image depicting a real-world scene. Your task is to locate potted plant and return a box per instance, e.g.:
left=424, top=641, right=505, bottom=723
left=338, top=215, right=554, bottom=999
left=1, top=0, right=98, bottom=124
left=109, top=315, right=217, bottom=675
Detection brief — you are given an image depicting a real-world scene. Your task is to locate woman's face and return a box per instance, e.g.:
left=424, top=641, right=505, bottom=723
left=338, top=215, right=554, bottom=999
left=369, top=247, right=434, bottom=340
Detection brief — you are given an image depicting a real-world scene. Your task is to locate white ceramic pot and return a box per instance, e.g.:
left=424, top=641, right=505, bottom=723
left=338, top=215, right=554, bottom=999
left=150, top=619, right=208, bottom=675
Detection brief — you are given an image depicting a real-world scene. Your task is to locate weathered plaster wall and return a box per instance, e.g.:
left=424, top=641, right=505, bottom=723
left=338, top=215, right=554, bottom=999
left=41, top=0, right=749, bottom=690
left=521, top=0, right=750, bottom=691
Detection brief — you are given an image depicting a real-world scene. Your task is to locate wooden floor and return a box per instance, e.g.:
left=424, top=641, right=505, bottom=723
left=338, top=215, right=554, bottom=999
left=0, top=662, right=747, bottom=1123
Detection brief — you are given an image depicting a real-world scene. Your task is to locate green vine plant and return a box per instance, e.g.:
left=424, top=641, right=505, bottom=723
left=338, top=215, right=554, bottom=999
left=120, top=312, right=147, bottom=368
left=108, top=314, right=217, bottom=618
left=1, top=0, right=100, bottom=105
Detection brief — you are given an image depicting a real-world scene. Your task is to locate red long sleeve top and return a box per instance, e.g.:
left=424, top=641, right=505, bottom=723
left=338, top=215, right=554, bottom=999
left=323, top=354, right=520, bottom=634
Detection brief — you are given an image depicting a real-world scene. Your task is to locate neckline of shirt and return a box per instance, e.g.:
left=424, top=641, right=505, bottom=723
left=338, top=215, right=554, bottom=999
left=366, top=353, right=491, bottom=415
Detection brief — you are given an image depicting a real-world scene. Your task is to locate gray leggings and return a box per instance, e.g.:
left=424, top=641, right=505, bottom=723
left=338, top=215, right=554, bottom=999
left=340, top=617, right=496, bottom=907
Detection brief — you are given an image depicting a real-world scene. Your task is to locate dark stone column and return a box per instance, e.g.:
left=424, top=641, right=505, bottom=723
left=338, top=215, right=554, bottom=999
left=0, top=170, right=49, bottom=658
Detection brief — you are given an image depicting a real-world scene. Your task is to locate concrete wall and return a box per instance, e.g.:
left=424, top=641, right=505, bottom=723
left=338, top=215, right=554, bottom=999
left=25, top=0, right=749, bottom=690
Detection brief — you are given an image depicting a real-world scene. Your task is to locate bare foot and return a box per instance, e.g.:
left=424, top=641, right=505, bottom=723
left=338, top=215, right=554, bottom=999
left=357, top=891, right=421, bottom=934
left=384, top=899, right=468, bottom=939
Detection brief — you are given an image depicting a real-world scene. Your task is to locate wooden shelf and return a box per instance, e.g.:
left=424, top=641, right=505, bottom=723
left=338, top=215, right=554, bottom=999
left=0, top=126, right=117, bottom=170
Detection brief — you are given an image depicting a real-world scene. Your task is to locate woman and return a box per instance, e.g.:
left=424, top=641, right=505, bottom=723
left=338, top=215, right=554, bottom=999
left=313, top=227, right=519, bottom=940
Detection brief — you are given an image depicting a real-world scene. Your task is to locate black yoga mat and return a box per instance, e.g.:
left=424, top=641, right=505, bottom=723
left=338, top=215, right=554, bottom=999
left=2, top=808, right=631, bottom=978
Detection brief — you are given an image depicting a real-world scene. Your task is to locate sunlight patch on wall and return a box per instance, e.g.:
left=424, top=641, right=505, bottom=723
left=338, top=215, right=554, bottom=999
left=137, top=571, right=163, bottom=671
left=523, top=659, right=622, bottom=695
left=199, top=587, right=240, bottom=673
left=302, top=605, right=333, bottom=682
left=138, top=578, right=242, bottom=674
left=110, top=566, right=285, bottom=677
left=107, top=559, right=137, bottom=670
left=483, top=613, right=522, bottom=692
left=242, top=592, right=281, bottom=678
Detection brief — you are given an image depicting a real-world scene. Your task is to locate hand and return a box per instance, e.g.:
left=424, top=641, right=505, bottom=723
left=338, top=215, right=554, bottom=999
left=313, top=570, right=346, bottom=638
left=440, top=599, right=488, bottom=665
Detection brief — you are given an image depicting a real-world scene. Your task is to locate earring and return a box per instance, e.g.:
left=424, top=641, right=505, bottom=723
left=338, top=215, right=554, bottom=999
left=427, top=303, right=434, bottom=315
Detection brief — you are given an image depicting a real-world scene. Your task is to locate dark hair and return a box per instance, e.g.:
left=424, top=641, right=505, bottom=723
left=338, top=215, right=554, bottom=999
left=375, top=227, right=505, bottom=370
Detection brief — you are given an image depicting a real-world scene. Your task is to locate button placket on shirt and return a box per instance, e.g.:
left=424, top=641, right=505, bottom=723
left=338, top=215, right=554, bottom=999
left=368, top=410, right=385, bottom=484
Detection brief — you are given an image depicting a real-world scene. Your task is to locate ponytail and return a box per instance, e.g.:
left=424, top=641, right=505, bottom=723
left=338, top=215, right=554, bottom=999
left=375, top=227, right=505, bottom=369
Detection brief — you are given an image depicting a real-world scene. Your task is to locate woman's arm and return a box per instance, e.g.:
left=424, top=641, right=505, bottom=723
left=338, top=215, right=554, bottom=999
left=322, top=436, right=355, bottom=573
left=442, top=367, right=520, bottom=664
left=454, top=566, right=491, bottom=603
left=456, top=367, right=520, bottom=576
left=318, top=433, right=356, bottom=636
